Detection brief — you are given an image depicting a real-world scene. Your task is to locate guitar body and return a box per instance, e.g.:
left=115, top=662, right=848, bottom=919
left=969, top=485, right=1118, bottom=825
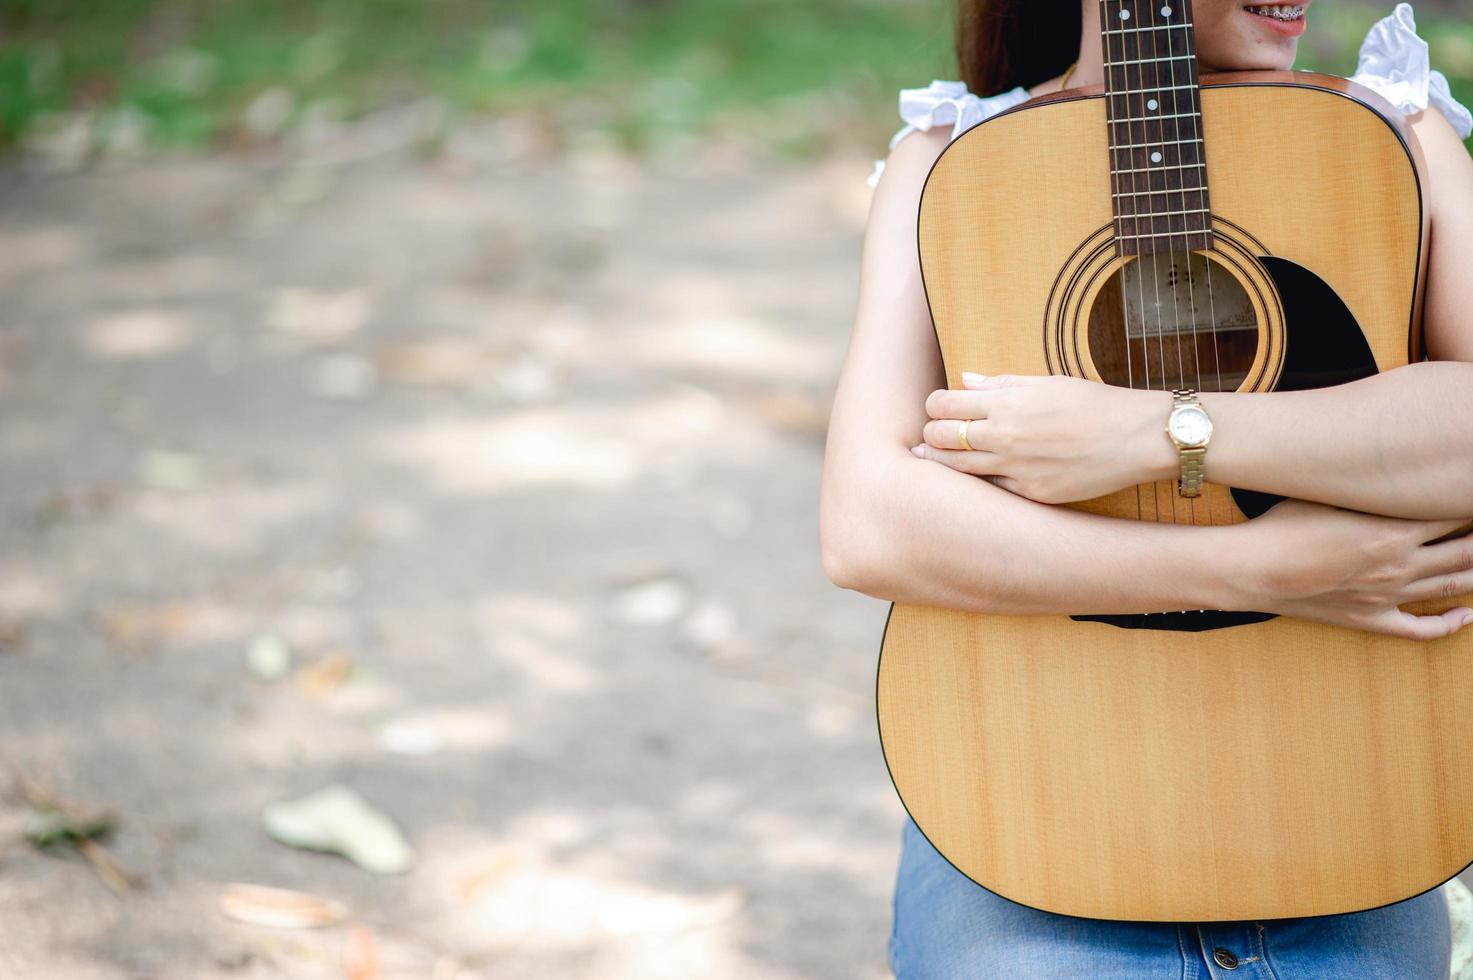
left=877, top=71, right=1473, bottom=922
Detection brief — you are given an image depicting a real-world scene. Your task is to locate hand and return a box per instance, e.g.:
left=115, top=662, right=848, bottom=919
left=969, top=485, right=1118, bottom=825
left=910, top=373, right=1174, bottom=504
left=1237, top=498, right=1473, bottom=640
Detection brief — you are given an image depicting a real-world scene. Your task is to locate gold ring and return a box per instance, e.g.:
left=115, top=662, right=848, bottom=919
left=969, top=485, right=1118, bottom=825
left=958, top=419, right=973, bottom=452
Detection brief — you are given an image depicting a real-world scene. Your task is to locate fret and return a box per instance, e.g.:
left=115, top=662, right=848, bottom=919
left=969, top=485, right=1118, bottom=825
left=1112, top=187, right=1207, bottom=198
left=1102, top=23, right=1193, bottom=33
left=1113, top=163, right=1206, bottom=174
left=1104, top=53, right=1197, bottom=66
left=1110, top=111, right=1200, bottom=124
left=1109, top=109, right=1202, bottom=129
left=1124, top=206, right=1212, bottom=218
left=1117, top=228, right=1211, bottom=240
left=1107, top=84, right=1199, bottom=94
left=1113, top=137, right=1204, bottom=148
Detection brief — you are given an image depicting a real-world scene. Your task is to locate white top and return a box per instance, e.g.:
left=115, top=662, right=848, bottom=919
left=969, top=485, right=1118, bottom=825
left=868, top=1, right=1473, bottom=188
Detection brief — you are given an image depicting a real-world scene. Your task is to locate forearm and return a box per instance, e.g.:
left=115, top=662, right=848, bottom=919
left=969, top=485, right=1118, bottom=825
left=1144, top=361, right=1473, bottom=519
left=834, top=452, right=1253, bottom=616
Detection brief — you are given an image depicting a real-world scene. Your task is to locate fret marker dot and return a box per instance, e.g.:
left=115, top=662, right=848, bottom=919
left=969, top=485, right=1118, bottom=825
left=1119, top=8, right=1130, bottom=19
left=1162, top=5, right=1172, bottom=15
left=1147, top=98, right=1159, bottom=110
left=1151, top=151, right=1163, bottom=163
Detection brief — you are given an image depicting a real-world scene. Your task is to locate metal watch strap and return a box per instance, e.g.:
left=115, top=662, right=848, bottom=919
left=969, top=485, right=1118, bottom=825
left=1172, top=388, right=1206, bottom=498
left=1178, top=446, right=1206, bottom=498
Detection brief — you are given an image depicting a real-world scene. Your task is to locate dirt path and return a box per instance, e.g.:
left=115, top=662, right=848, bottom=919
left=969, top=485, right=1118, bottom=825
left=0, top=127, right=901, bottom=979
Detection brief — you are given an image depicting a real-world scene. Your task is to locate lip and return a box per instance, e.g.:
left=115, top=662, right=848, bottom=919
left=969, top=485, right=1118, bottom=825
left=1243, top=4, right=1309, bottom=37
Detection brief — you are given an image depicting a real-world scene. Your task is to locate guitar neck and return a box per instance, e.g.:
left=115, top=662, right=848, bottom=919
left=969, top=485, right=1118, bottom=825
left=1100, top=0, right=1214, bottom=255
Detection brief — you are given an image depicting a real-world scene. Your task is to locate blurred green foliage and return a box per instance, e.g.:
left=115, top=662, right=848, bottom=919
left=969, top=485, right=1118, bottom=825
left=0, top=0, right=1468, bottom=158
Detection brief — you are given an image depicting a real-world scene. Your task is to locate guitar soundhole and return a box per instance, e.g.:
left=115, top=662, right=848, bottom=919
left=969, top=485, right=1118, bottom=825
left=1086, top=249, right=1257, bottom=394
left=1079, top=249, right=1270, bottom=632
left=1073, top=251, right=1381, bottom=633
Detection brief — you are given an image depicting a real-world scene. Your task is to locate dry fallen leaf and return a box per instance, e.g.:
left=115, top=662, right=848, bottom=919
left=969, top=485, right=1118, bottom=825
left=455, top=849, right=526, bottom=902
left=293, top=651, right=356, bottom=694
left=372, top=337, right=504, bottom=387
left=267, top=287, right=371, bottom=343
left=219, top=882, right=348, bottom=929
left=95, top=599, right=239, bottom=653
left=344, top=923, right=381, bottom=980
left=261, top=784, right=415, bottom=875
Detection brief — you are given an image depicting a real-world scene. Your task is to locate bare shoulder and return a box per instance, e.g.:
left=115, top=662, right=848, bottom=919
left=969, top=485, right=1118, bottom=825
left=1406, top=104, right=1473, bottom=361
left=856, top=127, right=957, bottom=297
left=868, top=128, right=955, bottom=224
left=1407, top=104, right=1473, bottom=211
left=883, top=126, right=954, bottom=177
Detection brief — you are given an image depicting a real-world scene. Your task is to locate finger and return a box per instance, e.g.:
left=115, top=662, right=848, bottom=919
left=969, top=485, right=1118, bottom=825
left=1410, top=530, right=1473, bottom=579
left=925, top=388, right=993, bottom=421
left=1403, top=571, right=1473, bottom=603
left=1373, top=606, right=1473, bottom=642
left=922, top=418, right=993, bottom=452
left=914, top=444, right=1006, bottom=476
left=961, top=372, right=1050, bottom=390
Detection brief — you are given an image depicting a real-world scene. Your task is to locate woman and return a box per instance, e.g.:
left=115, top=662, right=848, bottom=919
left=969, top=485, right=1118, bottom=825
left=819, top=1, right=1473, bottom=977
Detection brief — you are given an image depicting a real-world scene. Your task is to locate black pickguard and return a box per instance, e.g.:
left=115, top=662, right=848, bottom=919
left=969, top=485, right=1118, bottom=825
left=1072, top=255, right=1381, bottom=633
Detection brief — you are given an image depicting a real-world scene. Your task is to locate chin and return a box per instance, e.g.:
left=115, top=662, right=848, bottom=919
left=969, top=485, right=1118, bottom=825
left=1203, top=44, right=1298, bottom=74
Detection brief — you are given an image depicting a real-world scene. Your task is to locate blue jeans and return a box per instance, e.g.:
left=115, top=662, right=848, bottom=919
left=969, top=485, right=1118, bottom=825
left=890, top=816, right=1451, bottom=979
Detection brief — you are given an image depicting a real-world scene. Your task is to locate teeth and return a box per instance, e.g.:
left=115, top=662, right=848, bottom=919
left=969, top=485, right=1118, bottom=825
left=1246, top=4, right=1304, bottom=19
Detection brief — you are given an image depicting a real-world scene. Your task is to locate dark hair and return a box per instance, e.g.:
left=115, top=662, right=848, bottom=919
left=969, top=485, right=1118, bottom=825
left=956, top=0, right=1082, bottom=97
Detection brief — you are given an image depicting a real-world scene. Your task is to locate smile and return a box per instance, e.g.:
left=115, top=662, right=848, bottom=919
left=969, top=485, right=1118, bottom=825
left=1243, top=4, right=1305, bottom=21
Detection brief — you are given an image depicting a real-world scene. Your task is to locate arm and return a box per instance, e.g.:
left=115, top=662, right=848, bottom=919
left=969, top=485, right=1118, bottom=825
left=914, top=106, right=1473, bottom=521
left=1152, top=361, right=1473, bottom=520
left=831, top=452, right=1248, bottom=616
left=823, top=127, right=1473, bottom=639
left=823, top=129, right=1287, bottom=617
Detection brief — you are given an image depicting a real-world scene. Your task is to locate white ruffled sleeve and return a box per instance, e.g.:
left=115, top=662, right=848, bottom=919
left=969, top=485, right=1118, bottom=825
left=868, top=81, right=1033, bottom=188
left=1348, top=2, right=1472, bottom=139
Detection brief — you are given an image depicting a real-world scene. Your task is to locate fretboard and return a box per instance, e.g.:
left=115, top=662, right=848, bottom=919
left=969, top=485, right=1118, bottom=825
left=1100, top=0, right=1213, bottom=256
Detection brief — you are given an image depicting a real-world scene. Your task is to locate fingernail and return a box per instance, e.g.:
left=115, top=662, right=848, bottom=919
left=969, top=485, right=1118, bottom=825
left=1463, top=613, right=1473, bottom=627
left=910, top=444, right=925, bottom=457
left=962, top=371, right=986, bottom=386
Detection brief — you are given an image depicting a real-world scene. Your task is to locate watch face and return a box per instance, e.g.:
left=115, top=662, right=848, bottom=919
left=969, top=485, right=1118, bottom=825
left=1169, top=406, right=1212, bottom=447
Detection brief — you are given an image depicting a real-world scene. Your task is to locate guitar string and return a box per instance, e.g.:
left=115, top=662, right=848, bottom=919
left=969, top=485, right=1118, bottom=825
left=1143, top=1, right=1182, bottom=406
left=1176, top=0, right=1222, bottom=533
left=1157, top=0, right=1201, bottom=528
left=1138, top=0, right=1175, bottom=525
left=1103, top=0, right=1144, bottom=523
left=1153, top=0, right=1194, bottom=396
left=1179, top=0, right=1224, bottom=402
left=1118, top=0, right=1154, bottom=437
left=1114, top=0, right=1159, bottom=521
left=1122, top=1, right=1169, bottom=524
left=1169, top=0, right=1205, bottom=397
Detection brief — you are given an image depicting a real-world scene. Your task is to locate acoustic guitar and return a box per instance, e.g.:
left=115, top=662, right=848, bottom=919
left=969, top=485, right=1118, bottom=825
left=876, top=0, right=1473, bottom=922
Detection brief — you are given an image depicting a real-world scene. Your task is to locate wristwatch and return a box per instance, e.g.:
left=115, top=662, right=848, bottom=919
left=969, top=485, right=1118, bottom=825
left=1165, top=388, right=1213, bottom=498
